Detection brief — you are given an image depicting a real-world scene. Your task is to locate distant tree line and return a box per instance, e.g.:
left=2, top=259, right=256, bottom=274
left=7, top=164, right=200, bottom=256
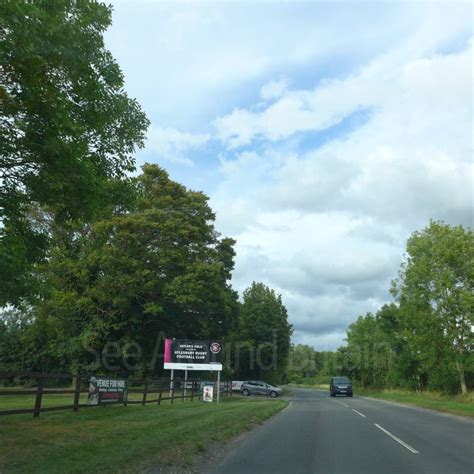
left=0, top=1, right=292, bottom=384
left=289, top=222, right=473, bottom=395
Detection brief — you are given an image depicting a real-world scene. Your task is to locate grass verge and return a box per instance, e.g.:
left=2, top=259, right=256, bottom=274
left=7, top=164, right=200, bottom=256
left=0, top=397, right=286, bottom=473
left=287, top=383, right=329, bottom=390
left=355, top=388, right=474, bottom=418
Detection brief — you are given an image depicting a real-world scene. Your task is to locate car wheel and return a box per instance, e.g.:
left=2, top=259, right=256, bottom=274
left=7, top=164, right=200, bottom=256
left=330, top=393, right=334, bottom=397
left=348, top=393, right=353, bottom=397
left=242, top=389, right=250, bottom=396
left=270, top=391, right=277, bottom=398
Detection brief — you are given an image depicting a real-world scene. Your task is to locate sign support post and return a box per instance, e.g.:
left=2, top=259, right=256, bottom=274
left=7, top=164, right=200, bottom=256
left=170, top=369, right=174, bottom=399
left=217, top=370, right=221, bottom=404
left=184, top=369, right=188, bottom=397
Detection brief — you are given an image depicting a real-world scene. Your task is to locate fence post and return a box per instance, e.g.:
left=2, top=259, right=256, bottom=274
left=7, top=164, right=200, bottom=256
left=142, top=380, right=149, bottom=406
left=158, top=388, right=162, bottom=406
left=33, top=376, right=44, bottom=418
left=73, top=375, right=81, bottom=412
left=158, top=388, right=163, bottom=406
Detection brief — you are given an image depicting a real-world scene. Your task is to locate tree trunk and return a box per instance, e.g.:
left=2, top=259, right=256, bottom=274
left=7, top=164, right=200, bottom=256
left=455, top=359, right=467, bottom=395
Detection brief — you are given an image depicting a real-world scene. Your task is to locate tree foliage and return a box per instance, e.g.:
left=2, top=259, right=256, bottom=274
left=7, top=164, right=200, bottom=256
left=287, top=344, right=318, bottom=382
left=13, top=165, right=239, bottom=374
left=0, top=0, right=149, bottom=305
left=392, top=221, right=473, bottom=393
left=230, top=282, right=292, bottom=384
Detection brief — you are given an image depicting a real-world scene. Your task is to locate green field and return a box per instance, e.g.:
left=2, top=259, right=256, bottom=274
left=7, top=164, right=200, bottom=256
left=0, top=396, right=286, bottom=473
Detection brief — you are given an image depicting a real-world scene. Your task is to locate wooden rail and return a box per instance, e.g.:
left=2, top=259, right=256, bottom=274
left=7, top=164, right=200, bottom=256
left=0, top=373, right=232, bottom=418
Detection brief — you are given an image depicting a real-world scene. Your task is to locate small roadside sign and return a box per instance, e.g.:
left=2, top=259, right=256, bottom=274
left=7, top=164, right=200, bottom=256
left=203, top=384, right=214, bottom=402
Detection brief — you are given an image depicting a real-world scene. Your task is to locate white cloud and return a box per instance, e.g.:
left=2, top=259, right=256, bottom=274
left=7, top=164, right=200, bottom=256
left=107, top=1, right=456, bottom=127
left=215, top=32, right=473, bottom=147
left=260, top=79, right=288, bottom=101
left=145, top=126, right=210, bottom=166
left=215, top=38, right=473, bottom=222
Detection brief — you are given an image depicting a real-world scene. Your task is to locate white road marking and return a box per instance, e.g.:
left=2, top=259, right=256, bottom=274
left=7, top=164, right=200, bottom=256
left=352, top=409, right=366, bottom=418
left=374, top=424, right=419, bottom=454
left=338, top=401, right=349, bottom=408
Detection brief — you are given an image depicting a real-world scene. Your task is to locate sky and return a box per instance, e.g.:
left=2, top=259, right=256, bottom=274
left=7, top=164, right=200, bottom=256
left=105, top=1, right=473, bottom=350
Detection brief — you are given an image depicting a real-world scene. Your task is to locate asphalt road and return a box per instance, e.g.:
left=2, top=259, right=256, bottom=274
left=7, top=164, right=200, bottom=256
left=213, top=388, right=474, bottom=474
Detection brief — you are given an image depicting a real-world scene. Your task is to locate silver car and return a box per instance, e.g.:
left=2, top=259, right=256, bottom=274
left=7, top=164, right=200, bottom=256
left=240, top=380, right=283, bottom=397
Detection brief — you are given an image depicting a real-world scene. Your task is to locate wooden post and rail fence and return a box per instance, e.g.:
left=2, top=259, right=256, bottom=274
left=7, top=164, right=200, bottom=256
left=0, top=372, right=233, bottom=418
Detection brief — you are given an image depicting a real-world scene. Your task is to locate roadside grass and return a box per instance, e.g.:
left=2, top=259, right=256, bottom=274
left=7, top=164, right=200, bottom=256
left=0, top=396, right=286, bottom=473
left=355, top=388, right=474, bottom=418
left=288, top=383, right=329, bottom=390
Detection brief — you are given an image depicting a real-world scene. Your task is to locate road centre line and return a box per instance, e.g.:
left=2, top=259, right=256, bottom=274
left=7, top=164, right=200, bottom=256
left=374, top=424, right=419, bottom=454
left=338, top=401, right=349, bottom=408
left=352, top=409, right=366, bottom=418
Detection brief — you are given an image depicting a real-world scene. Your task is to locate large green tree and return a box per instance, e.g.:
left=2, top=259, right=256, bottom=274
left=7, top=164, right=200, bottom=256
left=0, top=0, right=149, bottom=305
left=344, top=305, right=401, bottom=389
left=392, top=221, right=473, bottom=394
left=231, top=282, right=292, bottom=384
left=27, top=164, right=238, bottom=374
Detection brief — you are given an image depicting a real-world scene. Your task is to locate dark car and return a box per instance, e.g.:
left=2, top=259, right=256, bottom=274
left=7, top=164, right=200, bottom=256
left=240, top=380, right=283, bottom=397
left=330, top=376, right=353, bottom=397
